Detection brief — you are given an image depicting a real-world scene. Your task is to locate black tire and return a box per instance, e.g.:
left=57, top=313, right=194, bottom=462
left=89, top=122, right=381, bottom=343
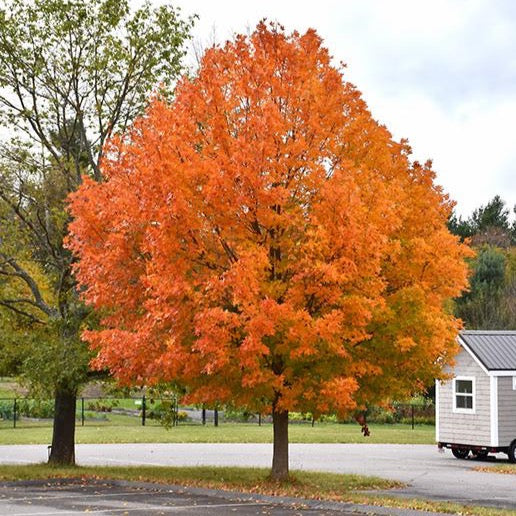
left=508, top=441, right=516, bottom=463
left=452, top=448, right=470, bottom=459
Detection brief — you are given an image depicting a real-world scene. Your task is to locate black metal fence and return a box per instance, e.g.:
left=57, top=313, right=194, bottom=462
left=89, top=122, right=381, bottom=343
left=0, top=397, right=435, bottom=429
left=0, top=396, right=232, bottom=429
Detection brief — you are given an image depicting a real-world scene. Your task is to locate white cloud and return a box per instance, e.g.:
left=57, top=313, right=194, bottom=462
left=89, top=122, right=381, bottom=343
left=167, top=0, right=516, bottom=217
left=372, top=91, right=516, bottom=215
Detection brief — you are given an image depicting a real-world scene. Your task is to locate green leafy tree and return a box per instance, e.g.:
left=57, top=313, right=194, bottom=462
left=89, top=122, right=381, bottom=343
left=456, top=246, right=515, bottom=329
left=0, top=0, right=193, bottom=464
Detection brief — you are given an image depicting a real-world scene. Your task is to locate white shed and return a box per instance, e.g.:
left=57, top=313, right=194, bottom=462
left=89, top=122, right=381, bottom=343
left=436, top=330, right=516, bottom=462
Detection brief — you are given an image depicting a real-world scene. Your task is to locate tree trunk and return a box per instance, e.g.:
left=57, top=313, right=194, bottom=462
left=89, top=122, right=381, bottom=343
left=48, top=386, right=77, bottom=465
left=271, top=409, right=289, bottom=481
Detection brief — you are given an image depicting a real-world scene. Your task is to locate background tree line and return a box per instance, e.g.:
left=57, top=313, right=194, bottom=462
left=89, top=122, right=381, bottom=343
left=449, top=196, right=516, bottom=329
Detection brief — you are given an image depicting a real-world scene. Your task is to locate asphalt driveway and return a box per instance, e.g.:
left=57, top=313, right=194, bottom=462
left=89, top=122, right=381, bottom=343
left=0, top=477, right=453, bottom=516
left=0, top=478, right=366, bottom=515
left=0, top=443, right=514, bottom=510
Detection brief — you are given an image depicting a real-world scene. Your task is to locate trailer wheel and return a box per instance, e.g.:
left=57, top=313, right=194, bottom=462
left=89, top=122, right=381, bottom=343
left=508, top=441, right=516, bottom=464
left=452, top=448, right=470, bottom=459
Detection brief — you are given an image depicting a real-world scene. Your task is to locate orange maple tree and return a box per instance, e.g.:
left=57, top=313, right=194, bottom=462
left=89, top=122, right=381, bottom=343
left=67, top=23, right=471, bottom=480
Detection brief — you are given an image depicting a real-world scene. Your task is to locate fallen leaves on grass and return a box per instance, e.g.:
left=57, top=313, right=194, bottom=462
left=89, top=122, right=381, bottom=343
left=474, top=465, right=516, bottom=475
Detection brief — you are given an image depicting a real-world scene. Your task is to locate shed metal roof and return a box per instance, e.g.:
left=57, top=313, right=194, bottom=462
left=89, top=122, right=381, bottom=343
left=459, top=330, right=516, bottom=371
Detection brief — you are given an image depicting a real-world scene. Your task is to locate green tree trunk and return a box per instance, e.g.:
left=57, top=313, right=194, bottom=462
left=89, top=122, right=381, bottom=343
left=48, top=386, right=77, bottom=465
left=271, top=409, right=289, bottom=481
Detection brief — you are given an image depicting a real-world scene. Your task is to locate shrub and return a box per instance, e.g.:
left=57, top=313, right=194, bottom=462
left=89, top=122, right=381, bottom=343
left=223, top=406, right=256, bottom=422
left=86, top=399, right=119, bottom=412
left=365, top=406, right=396, bottom=424
left=0, top=400, right=14, bottom=420
left=319, top=413, right=338, bottom=423
left=176, top=410, right=188, bottom=422
left=17, top=399, right=54, bottom=419
left=288, top=412, right=311, bottom=422
left=147, top=401, right=188, bottom=427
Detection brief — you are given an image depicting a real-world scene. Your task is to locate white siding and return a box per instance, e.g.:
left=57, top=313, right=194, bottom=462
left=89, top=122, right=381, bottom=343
left=497, top=376, right=516, bottom=447
left=438, top=349, right=491, bottom=446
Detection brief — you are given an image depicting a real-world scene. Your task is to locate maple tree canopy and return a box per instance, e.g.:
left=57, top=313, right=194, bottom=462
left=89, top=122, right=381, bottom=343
left=67, top=23, right=471, bottom=419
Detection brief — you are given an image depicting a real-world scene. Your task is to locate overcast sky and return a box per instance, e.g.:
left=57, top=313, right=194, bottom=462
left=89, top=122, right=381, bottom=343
left=169, top=0, right=516, bottom=218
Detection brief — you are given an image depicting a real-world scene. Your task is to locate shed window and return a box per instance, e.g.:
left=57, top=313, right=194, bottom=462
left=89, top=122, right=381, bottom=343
left=453, top=377, right=475, bottom=413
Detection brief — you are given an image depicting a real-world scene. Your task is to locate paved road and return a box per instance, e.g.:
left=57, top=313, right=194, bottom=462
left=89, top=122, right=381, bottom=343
left=0, top=443, right=514, bottom=510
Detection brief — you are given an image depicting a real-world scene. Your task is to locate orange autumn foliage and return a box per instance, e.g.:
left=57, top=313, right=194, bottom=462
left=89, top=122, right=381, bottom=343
left=67, top=23, right=471, bottom=419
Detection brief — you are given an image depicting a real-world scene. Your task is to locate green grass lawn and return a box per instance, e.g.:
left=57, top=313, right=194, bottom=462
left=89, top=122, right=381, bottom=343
left=0, top=463, right=398, bottom=492
left=0, top=379, right=435, bottom=445
left=0, top=420, right=435, bottom=445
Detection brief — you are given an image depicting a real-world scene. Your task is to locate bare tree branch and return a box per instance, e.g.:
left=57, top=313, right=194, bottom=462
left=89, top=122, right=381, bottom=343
left=0, top=300, right=45, bottom=324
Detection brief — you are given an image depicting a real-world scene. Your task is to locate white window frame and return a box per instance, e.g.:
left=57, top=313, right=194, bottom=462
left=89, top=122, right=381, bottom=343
left=513, top=376, right=516, bottom=391
left=453, top=376, right=476, bottom=414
